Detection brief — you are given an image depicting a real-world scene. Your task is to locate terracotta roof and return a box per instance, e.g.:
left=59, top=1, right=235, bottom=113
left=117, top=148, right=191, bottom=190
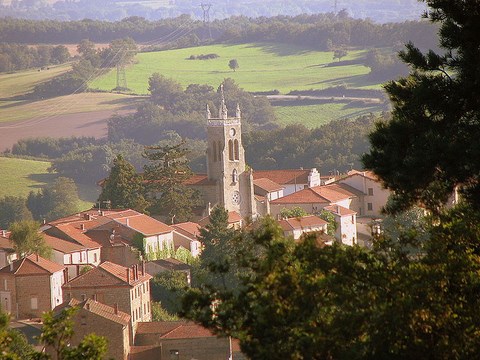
left=172, top=222, right=201, bottom=239
left=271, top=184, right=357, bottom=205
left=113, top=213, right=173, bottom=236
left=56, top=298, right=130, bottom=326
left=254, top=178, right=284, bottom=192
left=253, top=169, right=310, bottom=185
left=63, top=261, right=151, bottom=289
left=345, top=169, right=380, bottom=182
left=184, top=174, right=217, bottom=186
left=43, top=234, right=87, bottom=254
left=136, top=321, right=216, bottom=339
left=278, top=215, right=328, bottom=232
left=324, top=204, right=357, bottom=216
left=85, top=230, right=131, bottom=248
left=271, top=188, right=330, bottom=205
left=147, top=258, right=191, bottom=271
left=0, top=254, right=64, bottom=275
left=0, top=233, right=14, bottom=252
left=228, top=211, right=242, bottom=223
left=44, top=223, right=102, bottom=250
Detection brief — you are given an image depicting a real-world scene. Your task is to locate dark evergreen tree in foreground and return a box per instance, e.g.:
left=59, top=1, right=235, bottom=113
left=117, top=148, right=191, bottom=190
left=363, top=0, right=480, bottom=212
left=143, top=140, right=201, bottom=223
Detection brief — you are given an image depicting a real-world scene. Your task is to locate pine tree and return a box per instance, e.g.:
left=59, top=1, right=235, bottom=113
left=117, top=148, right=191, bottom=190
left=143, top=140, right=201, bottom=223
left=363, top=0, right=480, bottom=212
left=98, top=154, right=149, bottom=213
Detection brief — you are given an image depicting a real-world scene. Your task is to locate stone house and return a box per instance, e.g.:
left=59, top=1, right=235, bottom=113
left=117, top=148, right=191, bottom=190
left=323, top=205, right=358, bottom=246
left=0, top=254, right=65, bottom=319
left=53, top=298, right=131, bottom=360
left=171, top=222, right=202, bottom=258
left=336, top=170, right=391, bottom=217
left=278, top=215, right=329, bottom=240
left=62, top=261, right=152, bottom=338
left=132, top=321, right=234, bottom=360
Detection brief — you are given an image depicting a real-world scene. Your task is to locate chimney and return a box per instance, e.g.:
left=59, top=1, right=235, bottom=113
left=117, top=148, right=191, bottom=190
left=141, top=261, right=145, bottom=276
left=101, top=211, right=105, bottom=216
left=86, top=302, right=90, bottom=310
left=84, top=213, right=89, bottom=220
left=92, top=294, right=97, bottom=301
left=126, top=268, right=131, bottom=284
left=133, top=265, right=138, bottom=280
left=337, top=205, right=340, bottom=214
left=114, top=303, right=118, bottom=315
left=64, top=269, right=69, bottom=283
left=81, top=223, right=85, bottom=231
left=36, top=253, right=39, bottom=262
left=9, top=262, right=13, bottom=272
left=126, top=218, right=130, bottom=227
left=42, top=219, right=46, bottom=225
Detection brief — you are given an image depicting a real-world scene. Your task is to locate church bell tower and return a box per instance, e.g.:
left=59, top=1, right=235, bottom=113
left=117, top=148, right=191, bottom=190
left=206, top=86, right=252, bottom=216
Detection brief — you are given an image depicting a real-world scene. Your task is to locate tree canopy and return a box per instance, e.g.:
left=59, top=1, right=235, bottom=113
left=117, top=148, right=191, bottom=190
left=363, top=0, right=480, bottom=212
left=9, top=220, right=51, bottom=259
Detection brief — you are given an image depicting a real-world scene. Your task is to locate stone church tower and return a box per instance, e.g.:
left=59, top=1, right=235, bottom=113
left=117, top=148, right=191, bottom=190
left=206, top=87, right=256, bottom=218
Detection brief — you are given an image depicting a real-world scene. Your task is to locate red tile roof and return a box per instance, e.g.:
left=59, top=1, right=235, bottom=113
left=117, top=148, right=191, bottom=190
left=253, top=169, right=310, bottom=185
left=324, top=204, right=357, bottom=216
left=278, top=215, right=328, bottom=231
left=271, top=188, right=330, bottom=205
left=57, top=298, right=130, bottom=326
left=0, top=233, right=14, bottom=252
left=64, top=261, right=151, bottom=289
left=43, top=233, right=87, bottom=254
left=271, top=184, right=357, bottom=205
left=0, top=254, right=64, bottom=275
left=254, top=178, right=284, bottom=192
left=136, top=321, right=216, bottom=339
left=113, top=214, right=173, bottom=236
left=184, top=174, right=217, bottom=186
left=172, top=222, right=201, bottom=239
left=147, top=258, right=191, bottom=271
left=345, top=169, right=380, bottom=182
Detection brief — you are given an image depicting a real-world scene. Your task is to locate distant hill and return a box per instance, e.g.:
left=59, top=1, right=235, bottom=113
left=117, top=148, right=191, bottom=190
left=1, top=0, right=427, bottom=23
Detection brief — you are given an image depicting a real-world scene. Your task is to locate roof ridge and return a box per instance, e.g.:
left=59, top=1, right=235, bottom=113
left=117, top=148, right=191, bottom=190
left=161, top=324, right=184, bottom=338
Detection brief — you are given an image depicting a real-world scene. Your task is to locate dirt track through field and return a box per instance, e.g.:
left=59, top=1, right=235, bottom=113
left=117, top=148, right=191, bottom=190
left=0, top=109, right=132, bottom=152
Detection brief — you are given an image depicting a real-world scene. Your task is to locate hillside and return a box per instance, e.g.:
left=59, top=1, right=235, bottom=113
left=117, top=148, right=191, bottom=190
left=0, top=156, right=98, bottom=209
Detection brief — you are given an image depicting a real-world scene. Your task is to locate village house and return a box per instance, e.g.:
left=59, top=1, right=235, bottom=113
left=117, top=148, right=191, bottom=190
left=0, top=231, right=16, bottom=269
left=171, top=222, right=202, bottom=258
left=53, top=298, right=131, bottom=360
left=62, top=261, right=152, bottom=338
left=278, top=215, right=329, bottom=241
left=323, top=204, right=358, bottom=246
left=0, top=254, right=65, bottom=319
left=145, top=258, right=192, bottom=285
left=335, top=170, right=391, bottom=217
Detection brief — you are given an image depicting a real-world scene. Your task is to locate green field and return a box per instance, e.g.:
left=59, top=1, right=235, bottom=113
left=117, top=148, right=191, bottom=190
left=274, top=101, right=386, bottom=128
left=0, top=156, right=98, bottom=210
left=90, top=43, right=380, bottom=94
left=0, top=64, right=71, bottom=99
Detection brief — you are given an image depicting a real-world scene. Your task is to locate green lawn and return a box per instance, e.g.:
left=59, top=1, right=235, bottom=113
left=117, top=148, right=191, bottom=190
left=274, top=101, right=386, bottom=128
left=90, top=43, right=380, bottom=94
left=0, top=156, right=97, bottom=210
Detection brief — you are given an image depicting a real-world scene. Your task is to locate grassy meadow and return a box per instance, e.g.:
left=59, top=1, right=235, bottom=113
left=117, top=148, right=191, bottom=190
left=90, top=43, right=379, bottom=94
left=0, top=156, right=98, bottom=210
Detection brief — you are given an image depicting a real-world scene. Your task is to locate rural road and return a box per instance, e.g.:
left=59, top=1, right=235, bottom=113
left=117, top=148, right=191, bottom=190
left=0, top=109, right=132, bottom=153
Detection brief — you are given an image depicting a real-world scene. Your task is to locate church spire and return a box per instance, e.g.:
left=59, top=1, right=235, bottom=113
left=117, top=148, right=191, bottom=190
left=219, top=84, right=228, bottom=119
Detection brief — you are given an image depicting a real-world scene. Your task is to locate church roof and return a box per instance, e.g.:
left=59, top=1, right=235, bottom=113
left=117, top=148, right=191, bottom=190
left=184, top=174, right=216, bottom=186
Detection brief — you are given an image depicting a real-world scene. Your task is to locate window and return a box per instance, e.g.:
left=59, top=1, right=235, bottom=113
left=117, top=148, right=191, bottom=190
left=30, top=297, right=38, bottom=310
left=367, top=203, right=373, bottom=211
left=94, top=253, right=97, bottom=263
left=217, top=141, right=222, bottom=160
left=368, top=188, right=374, bottom=196
left=234, top=139, right=239, bottom=160
left=3, top=279, right=7, bottom=291
left=232, top=169, right=238, bottom=183
left=228, top=140, right=234, bottom=161
left=351, top=215, right=355, bottom=224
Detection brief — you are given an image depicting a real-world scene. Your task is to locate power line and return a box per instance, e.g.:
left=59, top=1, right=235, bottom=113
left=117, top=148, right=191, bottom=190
left=200, top=3, right=212, bottom=40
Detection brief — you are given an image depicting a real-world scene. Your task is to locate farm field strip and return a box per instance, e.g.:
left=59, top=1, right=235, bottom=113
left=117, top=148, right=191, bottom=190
left=0, top=156, right=97, bottom=209
left=90, top=43, right=380, bottom=94
left=273, top=102, right=386, bottom=128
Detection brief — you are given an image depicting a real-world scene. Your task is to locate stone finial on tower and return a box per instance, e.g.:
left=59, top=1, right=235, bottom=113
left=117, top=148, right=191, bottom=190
left=206, top=104, right=211, bottom=119
left=219, top=84, right=228, bottom=119
left=236, top=103, right=241, bottom=119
